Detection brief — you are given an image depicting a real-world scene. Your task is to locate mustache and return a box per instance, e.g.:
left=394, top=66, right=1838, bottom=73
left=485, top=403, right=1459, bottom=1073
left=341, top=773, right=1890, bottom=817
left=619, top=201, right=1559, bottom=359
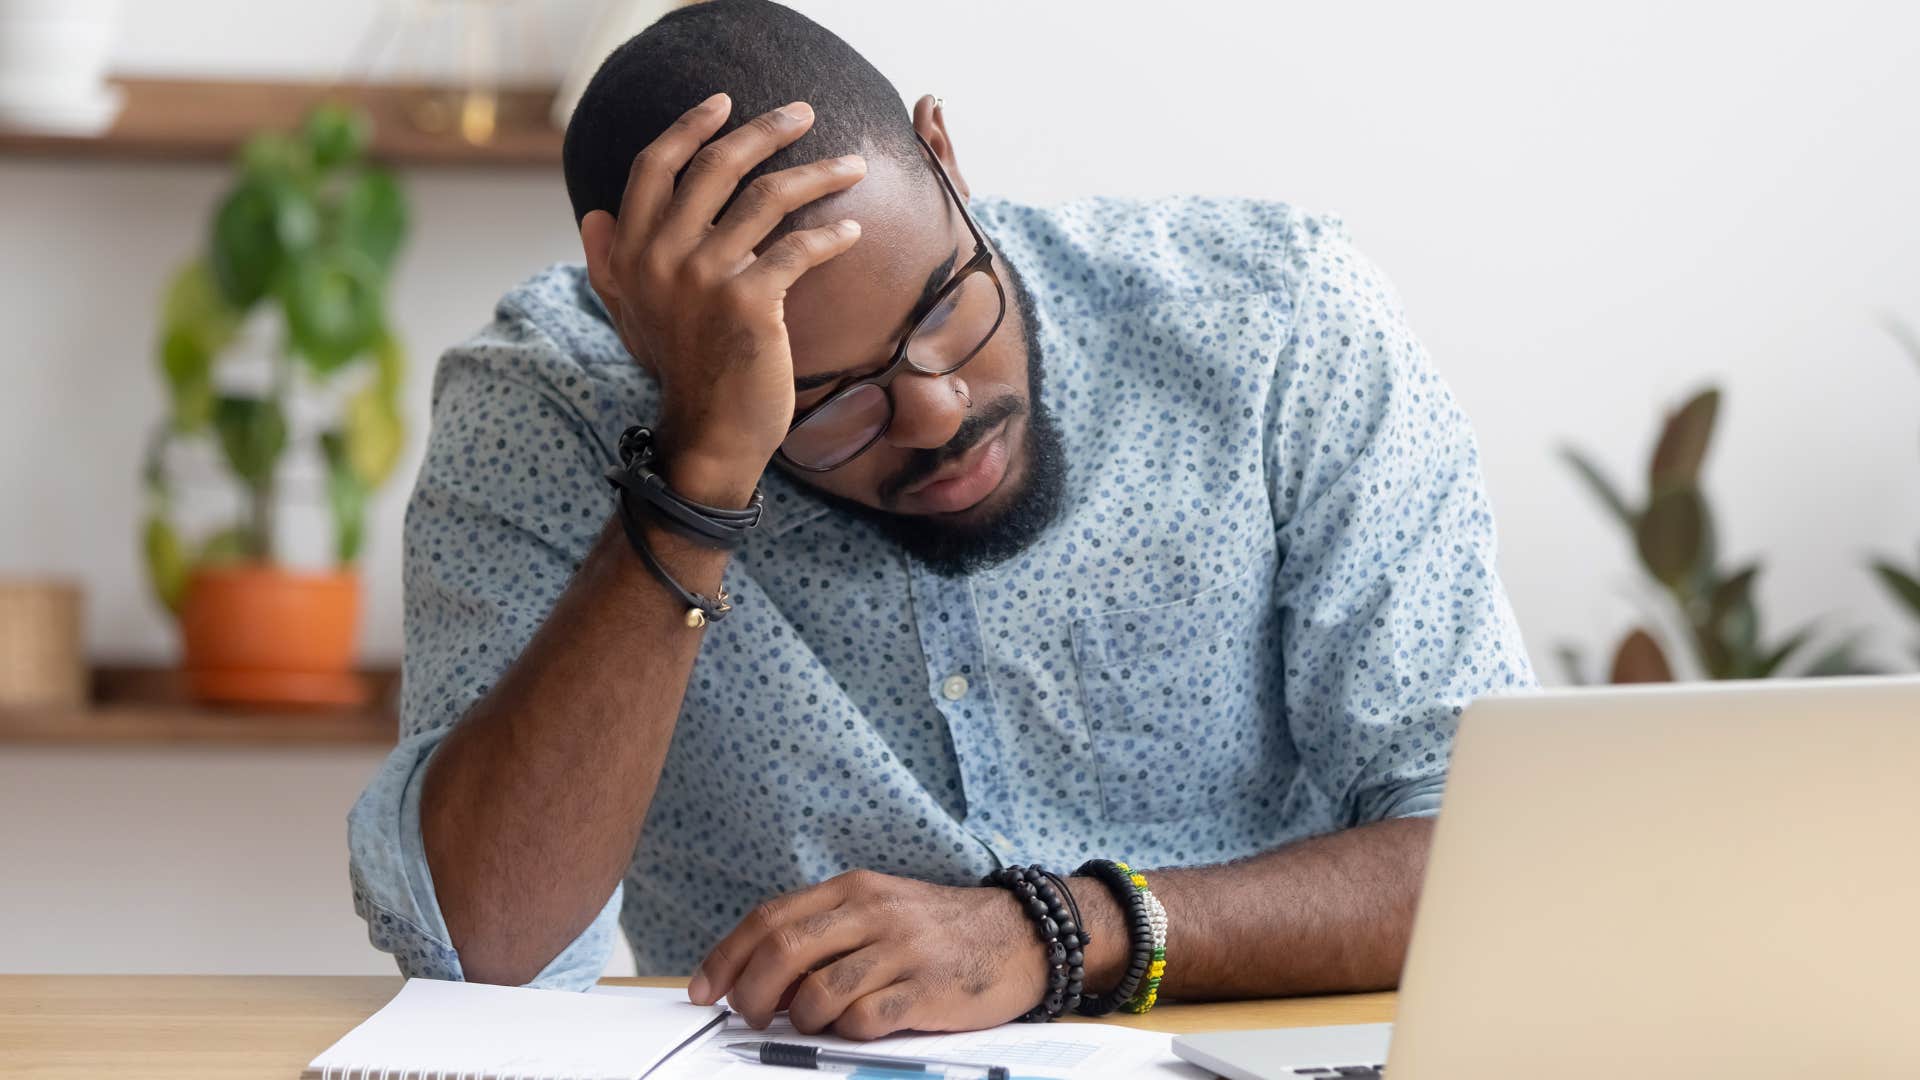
left=879, top=395, right=1026, bottom=506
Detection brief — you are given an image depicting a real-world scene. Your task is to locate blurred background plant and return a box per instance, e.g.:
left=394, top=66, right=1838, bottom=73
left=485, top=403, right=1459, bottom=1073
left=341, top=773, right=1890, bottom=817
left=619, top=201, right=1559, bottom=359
left=141, top=103, right=408, bottom=614
left=1870, top=321, right=1920, bottom=662
left=1558, top=387, right=1866, bottom=683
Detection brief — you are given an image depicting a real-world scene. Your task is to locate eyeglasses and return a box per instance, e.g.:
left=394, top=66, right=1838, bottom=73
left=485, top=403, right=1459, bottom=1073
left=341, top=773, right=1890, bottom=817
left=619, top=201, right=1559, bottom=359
left=775, top=132, right=1008, bottom=472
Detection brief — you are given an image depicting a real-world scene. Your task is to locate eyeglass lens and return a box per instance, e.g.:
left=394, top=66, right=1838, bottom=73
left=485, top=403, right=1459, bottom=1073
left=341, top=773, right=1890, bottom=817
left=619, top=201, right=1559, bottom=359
left=781, top=267, right=1003, bottom=469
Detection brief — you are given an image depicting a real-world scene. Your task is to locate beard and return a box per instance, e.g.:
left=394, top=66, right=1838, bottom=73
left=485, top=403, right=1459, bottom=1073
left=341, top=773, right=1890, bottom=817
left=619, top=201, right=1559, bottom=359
left=807, top=253, right=1067, bottom=578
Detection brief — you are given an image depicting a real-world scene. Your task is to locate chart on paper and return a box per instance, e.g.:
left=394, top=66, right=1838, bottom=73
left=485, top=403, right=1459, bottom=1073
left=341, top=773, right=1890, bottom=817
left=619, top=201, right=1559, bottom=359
left=646, top=1010, right=1211, bottom=1080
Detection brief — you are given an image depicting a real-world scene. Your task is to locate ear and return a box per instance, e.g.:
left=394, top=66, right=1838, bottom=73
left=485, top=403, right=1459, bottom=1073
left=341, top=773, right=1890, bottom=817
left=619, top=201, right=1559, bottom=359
left=910, top=93, right=970, bottom=202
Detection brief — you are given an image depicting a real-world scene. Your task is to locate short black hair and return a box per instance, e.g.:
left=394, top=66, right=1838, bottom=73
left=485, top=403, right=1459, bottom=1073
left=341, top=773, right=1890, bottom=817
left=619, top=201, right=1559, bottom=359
left=562, top=0, right=922, bottom=225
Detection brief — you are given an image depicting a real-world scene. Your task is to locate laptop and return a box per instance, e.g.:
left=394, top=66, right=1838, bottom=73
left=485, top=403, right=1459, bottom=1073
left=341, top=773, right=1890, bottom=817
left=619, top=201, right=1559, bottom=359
left=1173, top=676, right=1920, bottom=1080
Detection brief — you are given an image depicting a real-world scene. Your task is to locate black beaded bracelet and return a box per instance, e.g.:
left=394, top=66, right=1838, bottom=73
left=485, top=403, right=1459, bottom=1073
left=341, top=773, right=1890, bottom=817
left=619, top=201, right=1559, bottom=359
left=982, top=864, right=1088, bottom=1022
left=1038, top=867, right=1087, bottom=1014
left=1072, top=859, right=1155, bottom=1017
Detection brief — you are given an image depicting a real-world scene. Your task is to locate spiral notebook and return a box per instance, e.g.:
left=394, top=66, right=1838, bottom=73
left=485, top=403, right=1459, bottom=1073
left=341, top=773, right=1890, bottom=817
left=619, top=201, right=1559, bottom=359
left=304, top=978, right=1206, bottom=1080
left=303, top=980, right=728, bottom=1080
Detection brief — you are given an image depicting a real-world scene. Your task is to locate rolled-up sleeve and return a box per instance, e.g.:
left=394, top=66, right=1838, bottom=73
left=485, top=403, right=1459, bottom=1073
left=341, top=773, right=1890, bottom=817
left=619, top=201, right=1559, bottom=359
left=1264, top=213, right=1535, bottom=827
left=348, top=304, right=629, bottom=989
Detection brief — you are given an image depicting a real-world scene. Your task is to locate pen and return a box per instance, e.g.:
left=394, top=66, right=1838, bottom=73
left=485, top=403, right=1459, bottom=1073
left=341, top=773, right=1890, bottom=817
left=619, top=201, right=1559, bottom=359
left=724, top=1040, right=1012, bottom=1080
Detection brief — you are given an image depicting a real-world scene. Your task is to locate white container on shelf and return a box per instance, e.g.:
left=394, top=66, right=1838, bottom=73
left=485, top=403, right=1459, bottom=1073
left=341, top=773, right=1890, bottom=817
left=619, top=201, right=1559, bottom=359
left=0, top=0, right=123, bottom=135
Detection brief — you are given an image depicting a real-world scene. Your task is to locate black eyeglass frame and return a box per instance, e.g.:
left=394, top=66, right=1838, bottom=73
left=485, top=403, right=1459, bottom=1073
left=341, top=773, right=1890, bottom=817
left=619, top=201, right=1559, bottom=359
left=774, top=132, right=1008, bottom=473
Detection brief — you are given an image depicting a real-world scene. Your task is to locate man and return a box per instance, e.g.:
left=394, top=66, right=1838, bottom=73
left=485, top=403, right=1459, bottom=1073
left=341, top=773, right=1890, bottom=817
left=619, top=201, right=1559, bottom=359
left=349, top=0, right=1533, bottom=1040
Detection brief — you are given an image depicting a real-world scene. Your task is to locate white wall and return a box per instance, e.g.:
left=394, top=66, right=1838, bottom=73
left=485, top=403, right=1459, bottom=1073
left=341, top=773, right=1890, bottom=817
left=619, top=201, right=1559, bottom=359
left=3, top=0, right=1917, bottom=976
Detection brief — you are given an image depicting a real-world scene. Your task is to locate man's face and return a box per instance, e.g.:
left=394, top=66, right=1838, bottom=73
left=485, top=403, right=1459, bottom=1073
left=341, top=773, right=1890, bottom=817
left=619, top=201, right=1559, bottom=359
left=772, top=144, right=1064, bottom=574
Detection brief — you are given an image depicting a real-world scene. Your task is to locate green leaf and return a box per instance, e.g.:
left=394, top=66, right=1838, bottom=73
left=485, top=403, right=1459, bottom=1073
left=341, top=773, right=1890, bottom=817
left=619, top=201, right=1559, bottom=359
left=1649, top=388, right=1720, bottom=492
left=1708, top=563, right=1760, bottom=627
left=238, top=131, right=313, bottom=182
left=1560, top=447, right=1636, bottom=530
left=197, top=525, right=255, bottom=565
left=1720, top=593, right=1761, bottom=672
left=142, top=514, right=189, bottom=615
left=1635, top=486, right=1706, bottom=588
left=338, top=167, right=407, bottom=272
left=280, top=246, right=383, bottom=374
left=372, top=330, right=405, bottom=397
left=1753, top=625, right=1814, bottom=679
left=344, top=384, right=404, bottom=486
left=304, top=103, right=372, bottom=170
left=1872, top=560, right=1920, bottom=619
left=158, top=261, right=235, bottom=433
left=159, top=328, right=215, bottom=431
left=1609, top=627, right=1673, bottom=683
left=321, top=430, right=368, bottom=564
left=209, top=179, right=318, bottom=308
left=212, top=395, right=288, bottom=489
left=1695, top=626, right=1734, bottom=680
left=1679, top=502, right=1723, bottom=609
left=160, top=259, right=240, bottom=353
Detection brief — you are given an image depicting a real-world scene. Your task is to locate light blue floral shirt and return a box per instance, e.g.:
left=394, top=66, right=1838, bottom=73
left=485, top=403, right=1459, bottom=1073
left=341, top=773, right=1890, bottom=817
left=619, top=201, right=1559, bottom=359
left=348, top=196, right=1535, bottom=988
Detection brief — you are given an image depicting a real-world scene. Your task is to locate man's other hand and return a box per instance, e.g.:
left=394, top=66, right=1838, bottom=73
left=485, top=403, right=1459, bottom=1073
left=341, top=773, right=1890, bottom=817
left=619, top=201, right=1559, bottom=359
left=687, top=869, right=1048, bottom=1039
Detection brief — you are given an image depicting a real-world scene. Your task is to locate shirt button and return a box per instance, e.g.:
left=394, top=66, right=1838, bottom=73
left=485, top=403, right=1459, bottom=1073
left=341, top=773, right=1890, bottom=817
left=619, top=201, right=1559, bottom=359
left=940, top=674, right=969, bottom=701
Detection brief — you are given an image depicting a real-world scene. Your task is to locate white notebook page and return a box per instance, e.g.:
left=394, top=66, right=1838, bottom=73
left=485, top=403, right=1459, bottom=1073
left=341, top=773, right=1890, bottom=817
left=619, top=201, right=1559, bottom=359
left=304, top=979, right=727, bottom=1080
left=649, top=1010, right=1211, bottom=1080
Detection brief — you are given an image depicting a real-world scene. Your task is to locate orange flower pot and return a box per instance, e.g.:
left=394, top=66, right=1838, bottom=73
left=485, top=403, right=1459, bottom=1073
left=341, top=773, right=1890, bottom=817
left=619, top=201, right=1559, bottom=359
left=178, top=564, right=367, bottom=707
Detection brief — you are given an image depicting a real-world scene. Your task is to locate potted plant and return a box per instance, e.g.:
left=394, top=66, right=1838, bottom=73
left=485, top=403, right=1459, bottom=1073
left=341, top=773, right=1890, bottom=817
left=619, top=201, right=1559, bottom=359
left=1558, top=387, right=1865, bottom=683
left=142, top=104, right=408, bottom=706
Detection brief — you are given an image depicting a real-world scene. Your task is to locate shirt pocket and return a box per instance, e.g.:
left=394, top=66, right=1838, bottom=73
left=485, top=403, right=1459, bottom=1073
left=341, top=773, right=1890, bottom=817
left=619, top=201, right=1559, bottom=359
left=1070, top=570, right=1284, bottom=824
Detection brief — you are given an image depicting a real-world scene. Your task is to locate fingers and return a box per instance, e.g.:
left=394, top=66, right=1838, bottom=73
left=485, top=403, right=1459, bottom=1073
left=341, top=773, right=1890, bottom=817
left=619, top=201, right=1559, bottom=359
left=833, top=982, right=923, bottom=1041
left=690, top=875, right=851, bottom=1007
left=743, top=218, right=864, bottom=294
left=785, top=944, right=902, bottom=1035
left=702, top=154, right=866, bottom=265
left=614, top=92, right=732, bottom=257
left=725, top=902, right=876, bottom=1028
left=658, top=101, right=817, bottom=249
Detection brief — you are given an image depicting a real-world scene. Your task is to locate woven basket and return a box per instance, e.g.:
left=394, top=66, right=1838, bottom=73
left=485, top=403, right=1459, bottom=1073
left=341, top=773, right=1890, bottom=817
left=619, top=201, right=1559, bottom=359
left=0, top=578, right=86, bottom=708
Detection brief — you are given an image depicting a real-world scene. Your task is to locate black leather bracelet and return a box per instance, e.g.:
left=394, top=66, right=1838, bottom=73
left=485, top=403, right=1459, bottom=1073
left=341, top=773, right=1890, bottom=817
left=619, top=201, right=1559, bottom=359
left=612, top=489, right=733, bottom=628
left=605, top=426, right=764, bottom=550
left=1072, top=859, right=1154, bottom=1016
left=983, top=864, right=1087, bottom=1022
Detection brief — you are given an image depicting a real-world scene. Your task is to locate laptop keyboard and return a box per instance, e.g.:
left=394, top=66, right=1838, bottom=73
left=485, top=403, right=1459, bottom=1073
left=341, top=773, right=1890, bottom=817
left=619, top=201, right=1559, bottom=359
left=1289, top=1067, right=1385, bottom=1078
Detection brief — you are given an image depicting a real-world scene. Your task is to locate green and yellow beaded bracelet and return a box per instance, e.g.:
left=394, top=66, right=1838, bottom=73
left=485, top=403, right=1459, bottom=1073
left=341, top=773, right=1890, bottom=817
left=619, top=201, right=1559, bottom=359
left=1116, top=862, right=1168, bottom=1014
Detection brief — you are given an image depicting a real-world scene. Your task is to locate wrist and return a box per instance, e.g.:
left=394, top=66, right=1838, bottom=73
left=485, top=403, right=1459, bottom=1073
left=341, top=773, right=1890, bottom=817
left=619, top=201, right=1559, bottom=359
left=986, top=886, right=1051, bottom=1009
left=658, top=449, right=767, bottom=509
left=648, top=419, right=773, bottom=508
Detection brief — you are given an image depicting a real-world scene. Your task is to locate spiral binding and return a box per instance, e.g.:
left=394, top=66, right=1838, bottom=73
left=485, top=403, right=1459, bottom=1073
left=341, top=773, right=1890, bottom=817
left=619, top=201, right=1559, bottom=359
left=320, top=1060, right=560, bottom=1068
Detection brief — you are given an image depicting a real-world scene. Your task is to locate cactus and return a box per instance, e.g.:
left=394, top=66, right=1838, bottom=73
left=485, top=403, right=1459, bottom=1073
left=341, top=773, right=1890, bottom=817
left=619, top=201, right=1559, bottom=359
left=142, top=104, right=409, bottom=614
left=1559, top=388, right=1863, bottom=683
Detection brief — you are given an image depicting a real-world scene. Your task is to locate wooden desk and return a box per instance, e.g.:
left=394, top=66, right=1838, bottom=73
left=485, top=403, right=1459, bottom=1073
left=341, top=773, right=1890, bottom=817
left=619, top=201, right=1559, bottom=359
left=1, top=975, right=1395, bottom=1078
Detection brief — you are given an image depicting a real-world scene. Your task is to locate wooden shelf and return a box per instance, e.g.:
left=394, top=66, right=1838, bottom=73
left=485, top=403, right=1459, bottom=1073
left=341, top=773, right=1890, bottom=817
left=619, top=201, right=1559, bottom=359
left=0, top=665, right=398, bottom=748
left=0, top=78, right=562, bottom=168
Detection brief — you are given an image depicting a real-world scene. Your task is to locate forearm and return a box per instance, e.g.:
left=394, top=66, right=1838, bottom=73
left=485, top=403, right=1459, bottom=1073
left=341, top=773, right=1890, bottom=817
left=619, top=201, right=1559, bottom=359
left=1074, top=817, right=1432, bottom=1000
left=421, top=514, right=728, bottom=985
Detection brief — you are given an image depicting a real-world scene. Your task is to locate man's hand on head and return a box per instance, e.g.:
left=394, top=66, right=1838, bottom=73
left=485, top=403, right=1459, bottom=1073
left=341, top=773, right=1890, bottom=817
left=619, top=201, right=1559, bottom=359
left=578, top=92, right=867, bottom=507
left=688, top=869, right=1049, bottom=1040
